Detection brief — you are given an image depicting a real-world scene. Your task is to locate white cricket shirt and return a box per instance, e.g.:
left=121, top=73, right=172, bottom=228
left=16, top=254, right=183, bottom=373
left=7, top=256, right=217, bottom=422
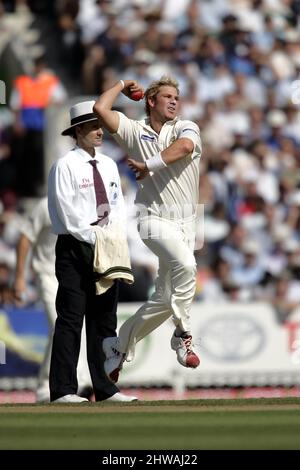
left=113, top=113, right=202, bottom=219
left=48, top=146, right=125, bottom=244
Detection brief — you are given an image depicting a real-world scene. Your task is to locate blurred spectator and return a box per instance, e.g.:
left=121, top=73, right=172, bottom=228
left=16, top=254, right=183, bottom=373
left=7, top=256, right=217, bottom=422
left=95, top=9, right=133, bottom=71
left=268, top=270, right=300, bottom=323
left=265, top=109, right=287, bottom=150
left=220, top=222, right=246, bottom=267
left=123, top=48, right=157, bottom=90
left=231, top=238, right=266, bottom=289
left=10, top=54, right=67, bottom=196
left=56, top=5, right=85, bottom=87
left=82, top=44, right=108, bottom=95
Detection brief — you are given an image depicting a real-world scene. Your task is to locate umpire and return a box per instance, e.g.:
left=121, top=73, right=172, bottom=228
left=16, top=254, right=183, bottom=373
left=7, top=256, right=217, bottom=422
left=48, top=101, right=137, bottom=403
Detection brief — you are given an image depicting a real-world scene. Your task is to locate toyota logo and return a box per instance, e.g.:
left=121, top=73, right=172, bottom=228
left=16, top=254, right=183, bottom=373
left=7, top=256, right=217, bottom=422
left=200, top=314, right=265, bottom=362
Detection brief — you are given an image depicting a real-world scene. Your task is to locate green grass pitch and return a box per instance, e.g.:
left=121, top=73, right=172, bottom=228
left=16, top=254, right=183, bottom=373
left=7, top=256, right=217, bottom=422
left=0, top=397, right=300, bottom=450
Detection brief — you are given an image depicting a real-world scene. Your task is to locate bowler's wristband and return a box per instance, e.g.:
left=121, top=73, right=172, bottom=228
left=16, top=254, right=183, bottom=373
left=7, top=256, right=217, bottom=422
left=145, top=152, right=167, bottom=172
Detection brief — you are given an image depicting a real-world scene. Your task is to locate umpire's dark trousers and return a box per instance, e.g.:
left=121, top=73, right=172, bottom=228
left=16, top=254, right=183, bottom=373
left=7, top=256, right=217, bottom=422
left=49, top=234, right=119, bottom=401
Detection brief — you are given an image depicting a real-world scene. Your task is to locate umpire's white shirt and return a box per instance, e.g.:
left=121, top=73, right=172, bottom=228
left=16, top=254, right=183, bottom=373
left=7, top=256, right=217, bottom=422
left=48, top=146, right=125, bottom=244
left=113, top=113, right=202, bottom=219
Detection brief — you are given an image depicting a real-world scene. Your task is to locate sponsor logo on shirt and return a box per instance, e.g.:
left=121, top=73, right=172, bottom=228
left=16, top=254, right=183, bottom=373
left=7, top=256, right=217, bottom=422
left=140, top=134, right=156, bottom=142
left=79, top=178, right=94, bottom=189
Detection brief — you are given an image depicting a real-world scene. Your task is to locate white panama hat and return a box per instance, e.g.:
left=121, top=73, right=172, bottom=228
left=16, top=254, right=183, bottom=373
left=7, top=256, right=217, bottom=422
left=61, top=100, right=98, bottom=136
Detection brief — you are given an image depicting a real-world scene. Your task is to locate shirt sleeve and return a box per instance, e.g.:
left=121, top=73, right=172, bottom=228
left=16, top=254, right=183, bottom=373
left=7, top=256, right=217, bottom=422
left=112, top=111, right=136, bottom=154
left=21, top=198, right=48, bottom=244
left=51, top=162, right=96, bottom=245
left=177, top=120, right=202, bottom=160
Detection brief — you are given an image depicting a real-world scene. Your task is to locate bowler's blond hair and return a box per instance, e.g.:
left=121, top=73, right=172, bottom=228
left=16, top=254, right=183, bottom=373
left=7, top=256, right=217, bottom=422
left=144, top=76, right=179, bottom=116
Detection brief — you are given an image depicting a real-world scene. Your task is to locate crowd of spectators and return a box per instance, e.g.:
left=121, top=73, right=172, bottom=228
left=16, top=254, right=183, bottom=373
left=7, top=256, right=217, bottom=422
left=1, top=0, right=300, bottom=322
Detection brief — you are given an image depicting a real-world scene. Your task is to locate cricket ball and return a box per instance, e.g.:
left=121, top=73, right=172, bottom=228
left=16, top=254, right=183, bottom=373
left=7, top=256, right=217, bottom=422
left=130, top=90, right=144, bottom=101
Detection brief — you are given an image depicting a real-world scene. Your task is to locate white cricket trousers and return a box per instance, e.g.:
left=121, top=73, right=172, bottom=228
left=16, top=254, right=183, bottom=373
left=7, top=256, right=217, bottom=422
left=36, top=272, right=91, bottom=396
left=119, top=215, right=197, bottom=360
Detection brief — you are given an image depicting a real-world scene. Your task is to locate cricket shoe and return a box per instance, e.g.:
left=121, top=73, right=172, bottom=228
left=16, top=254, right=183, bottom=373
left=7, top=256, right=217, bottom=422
left=171, top=332, right=200, bottom=368
left=105, top=392, right=138, bottom=402
left=51, top=394, right=89, bottom=403
left=103, top=337, right=125, bottom=383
